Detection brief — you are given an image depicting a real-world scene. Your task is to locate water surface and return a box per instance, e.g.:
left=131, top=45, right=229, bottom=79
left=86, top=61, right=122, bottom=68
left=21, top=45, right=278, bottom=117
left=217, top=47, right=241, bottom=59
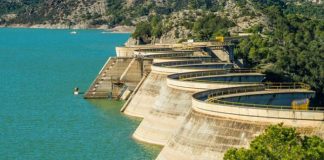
left=0, top=28, right=161, bottom=160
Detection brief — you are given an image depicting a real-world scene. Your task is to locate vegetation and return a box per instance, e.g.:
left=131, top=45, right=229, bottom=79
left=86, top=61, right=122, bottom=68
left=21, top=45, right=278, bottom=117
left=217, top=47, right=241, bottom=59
left=235, top=0, right=324, bottom=106
left=131, top=12, right=235, bottom=42
left=192, top=13, right=234, bottom=41
left=130, top=0, right=324, bottom=105
left=132, top=22, right=152, bottom=43
left=224, top=124, right=324, bottom=160
left=285, top=1, right=324, bottom=19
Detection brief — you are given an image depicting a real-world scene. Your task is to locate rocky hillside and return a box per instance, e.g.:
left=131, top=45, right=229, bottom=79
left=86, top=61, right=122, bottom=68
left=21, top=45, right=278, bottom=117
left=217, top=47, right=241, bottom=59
left=0, top=0, right=322, bottom=34
left=0, top=0, right=109, bottom=28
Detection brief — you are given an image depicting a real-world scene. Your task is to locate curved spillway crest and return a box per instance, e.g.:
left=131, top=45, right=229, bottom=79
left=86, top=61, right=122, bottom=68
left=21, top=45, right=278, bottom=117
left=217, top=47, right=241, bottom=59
left=132, top=69, right=266, bottom=146
left=113, top=45, right=323, bottom=160
left=123, top=57, right=232, bottom=118
left=157, top=84, right=322, bottom=160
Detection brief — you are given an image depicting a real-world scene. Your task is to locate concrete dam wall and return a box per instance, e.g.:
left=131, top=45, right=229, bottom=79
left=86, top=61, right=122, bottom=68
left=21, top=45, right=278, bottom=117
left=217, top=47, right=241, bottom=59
left=157, top=109, right=268, bottom=160
left=133, top=70, right=265, bottom=146
left=157, top=86, right=323, bottom=160
left=123, top=72, right=167, bottom=118
left=123, top=59, right=232, bottom=118
left=86, top=44, right=323, bottom=160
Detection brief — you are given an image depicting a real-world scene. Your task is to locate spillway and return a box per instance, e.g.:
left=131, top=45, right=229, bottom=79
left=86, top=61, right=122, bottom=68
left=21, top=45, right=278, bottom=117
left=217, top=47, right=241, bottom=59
left=87, top=43, right=323, bottom=160
left=123, top=59, right=233, bottom=118
left=132, top=69, right=265, bottom=145
left=157, top=85, right=323, bottom=160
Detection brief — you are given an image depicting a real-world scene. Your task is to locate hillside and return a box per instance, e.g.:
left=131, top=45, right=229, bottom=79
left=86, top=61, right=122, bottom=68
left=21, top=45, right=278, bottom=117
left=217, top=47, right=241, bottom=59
left=0, top=0, right=322, bottom=36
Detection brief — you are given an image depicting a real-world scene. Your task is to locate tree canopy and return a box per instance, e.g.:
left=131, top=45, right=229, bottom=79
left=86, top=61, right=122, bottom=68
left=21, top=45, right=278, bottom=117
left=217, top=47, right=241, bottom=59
left=234, top=1, right=324, bottom=106
left=192, top=13, right=234, bottom=41
left=224, top=124, right=324, bottom=160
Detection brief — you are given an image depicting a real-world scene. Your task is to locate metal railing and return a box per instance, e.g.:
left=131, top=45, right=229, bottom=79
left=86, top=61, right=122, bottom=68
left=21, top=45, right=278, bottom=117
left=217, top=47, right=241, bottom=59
left=186, top=79, right=263, bottom=85
left=207, top=86, right=265, bottom=100
left=135, top=48, right=172, bottom=52
left=211, top=99, right=324, bottom=110
left=179, top=70, right=228, bottom=80
left=204, top=83, right=319, bottom=110
left=144, top=51, right=194, bottom=58
left=206, top=83, right=311, bottom=100
left=178, top=69, right=261, bottom=80
left=154, top=58, right=223, bottom=67
left=208, top=99, right=324, bottom=111
left=264, top=82, right=311, bottom=90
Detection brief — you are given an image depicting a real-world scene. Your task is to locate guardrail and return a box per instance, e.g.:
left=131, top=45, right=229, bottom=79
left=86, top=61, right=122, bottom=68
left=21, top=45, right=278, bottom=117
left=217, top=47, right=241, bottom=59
left=207, top=83, right=311, bottom=100
left=156, top=56, right=211, bottom=60
left=135, top=48, right=172, bottom=52
left=178, top=69, right=261, bottom=80
left=179, top=70, right=228, bottom=80
left=263, top=82, right=311, bottom=90
left=207, top=86, right=265, bottom=100
left=211, top=99, right=324, bottom=111
left=187, top=79, right=263, bottom=85
left=204, top=83, right=320, bottom=111
left=175, top=41, right=234, bottom=47
left=154, top=59, right=220, bottom=67
left=144, top=51, right=194, bottom=58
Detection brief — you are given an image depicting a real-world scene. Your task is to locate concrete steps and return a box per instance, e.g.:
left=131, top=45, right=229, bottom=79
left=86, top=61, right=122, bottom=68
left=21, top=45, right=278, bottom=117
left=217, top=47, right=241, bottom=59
left=84, top=57, right=134, bottom=99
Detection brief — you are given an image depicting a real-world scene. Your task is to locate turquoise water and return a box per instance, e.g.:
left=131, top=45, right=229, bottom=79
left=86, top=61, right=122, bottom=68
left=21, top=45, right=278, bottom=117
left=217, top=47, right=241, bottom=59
left=0, top=28, right=161, bottom=160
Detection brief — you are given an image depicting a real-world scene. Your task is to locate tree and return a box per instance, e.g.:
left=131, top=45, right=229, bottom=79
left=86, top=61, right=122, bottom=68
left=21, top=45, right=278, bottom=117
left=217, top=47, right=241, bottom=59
left=132, top=22, right=152, bottom=44
left=224, top=124, right=324, bottom=160
left=192, top=13, right=234, bottom=41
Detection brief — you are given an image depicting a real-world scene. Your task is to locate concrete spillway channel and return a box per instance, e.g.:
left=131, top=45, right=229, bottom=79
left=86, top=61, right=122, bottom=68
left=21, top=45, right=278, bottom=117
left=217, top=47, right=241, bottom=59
left=122, top=58, right=233, bottom=118
left=157, top=84, right=323, bottom=160
left=131, top=69, right=265, bottom=146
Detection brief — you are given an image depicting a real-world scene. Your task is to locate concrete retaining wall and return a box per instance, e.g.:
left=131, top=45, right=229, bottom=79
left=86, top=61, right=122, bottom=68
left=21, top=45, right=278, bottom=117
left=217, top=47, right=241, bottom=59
left=156, top=90, right=323, bottom=160
left=132, top=74, right=263, bottom=146
left=192, top=92, right=324, bottom=124
left=167, top=77, right=256, bottom=92
left=212, top=49, right=229, bottom=62
left=123, top=72, right=167, bottom=118
left=132, top=82, right=193, bottom=145
left=156, top=109, right=268, bottom=160
left=116, top=47, right=136, bottom=57
left=123, top=64, right=212, bottom=118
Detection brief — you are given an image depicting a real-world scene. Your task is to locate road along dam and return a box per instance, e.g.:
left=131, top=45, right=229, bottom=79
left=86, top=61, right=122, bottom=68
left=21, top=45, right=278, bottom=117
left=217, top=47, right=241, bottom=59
left=85, top=42, right=323, bottom=159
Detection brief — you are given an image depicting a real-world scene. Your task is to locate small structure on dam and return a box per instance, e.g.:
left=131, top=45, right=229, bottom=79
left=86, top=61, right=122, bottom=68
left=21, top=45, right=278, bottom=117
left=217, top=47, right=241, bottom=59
left=85, top=41, right=323, bottom=160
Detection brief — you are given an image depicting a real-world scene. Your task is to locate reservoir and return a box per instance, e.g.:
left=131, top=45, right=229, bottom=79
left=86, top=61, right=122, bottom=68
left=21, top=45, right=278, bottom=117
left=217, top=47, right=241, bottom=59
left=0, top=28, right=161, bottom=159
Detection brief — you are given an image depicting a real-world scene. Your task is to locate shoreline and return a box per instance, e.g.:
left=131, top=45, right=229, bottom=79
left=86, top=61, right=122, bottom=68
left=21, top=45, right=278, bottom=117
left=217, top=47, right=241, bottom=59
left=0, top=24, right=134, bottom=33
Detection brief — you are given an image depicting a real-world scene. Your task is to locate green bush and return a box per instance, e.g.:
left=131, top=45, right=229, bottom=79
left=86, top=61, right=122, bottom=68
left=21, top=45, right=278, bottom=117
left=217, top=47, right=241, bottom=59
left=224, top=124, right=324, bottom=160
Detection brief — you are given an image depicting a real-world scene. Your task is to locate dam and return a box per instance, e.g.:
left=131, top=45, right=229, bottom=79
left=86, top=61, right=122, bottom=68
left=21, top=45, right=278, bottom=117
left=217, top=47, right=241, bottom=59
left=85, top=41, right=323, bottom=159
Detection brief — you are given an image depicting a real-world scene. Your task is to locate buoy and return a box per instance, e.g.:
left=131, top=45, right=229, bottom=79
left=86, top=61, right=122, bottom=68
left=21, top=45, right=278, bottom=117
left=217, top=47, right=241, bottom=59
left=74, top=87, right=79, bottom=95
